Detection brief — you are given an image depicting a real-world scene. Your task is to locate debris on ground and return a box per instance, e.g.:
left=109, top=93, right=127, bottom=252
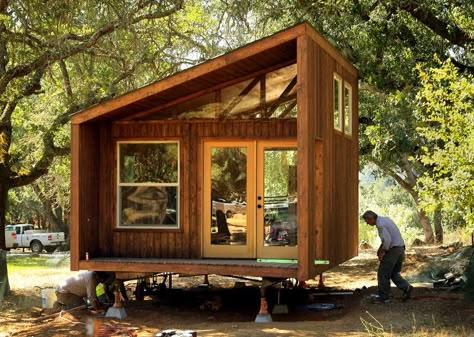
left=359, top=241, right=373, bottom=250
left=416, top=246, right=474, bottom=291
left=412, top=238, right=425, bottom=246
left=441, top=241, right=464, bottom=253
left=86, top=318, right=138, bottom=337
left=155, top=330, right=197, bottom=337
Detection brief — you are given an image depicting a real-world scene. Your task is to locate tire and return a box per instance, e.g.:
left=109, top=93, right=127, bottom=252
left=45, top=246, right=56, bottom=254
left=30, top=240, right=43, bottom=254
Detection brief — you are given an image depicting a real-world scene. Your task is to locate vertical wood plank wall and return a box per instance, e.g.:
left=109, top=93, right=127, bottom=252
left=296, top=35, right=317, bottom=280
left=86, top=119, right=297, bottom=260
left=304, top=34, right=359, bottom=272
left=71, top=123, right=101, bottom=270
left=71, top=28, right=358, bottom=278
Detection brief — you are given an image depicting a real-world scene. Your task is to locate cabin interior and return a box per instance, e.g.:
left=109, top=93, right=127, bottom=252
left=71, top=23, right=359, bottom=281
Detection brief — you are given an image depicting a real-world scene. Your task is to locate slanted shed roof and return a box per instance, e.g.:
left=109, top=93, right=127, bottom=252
left=71, top=22, right=357, bottom=124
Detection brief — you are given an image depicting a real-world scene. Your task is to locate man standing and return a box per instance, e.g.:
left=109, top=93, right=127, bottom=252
left=54, top=271, right=114, bottom=310
left=362, top=211, right=413, bottom=303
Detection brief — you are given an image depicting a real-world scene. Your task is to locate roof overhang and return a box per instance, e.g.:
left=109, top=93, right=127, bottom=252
left=71, top=22, right=357, bottom=124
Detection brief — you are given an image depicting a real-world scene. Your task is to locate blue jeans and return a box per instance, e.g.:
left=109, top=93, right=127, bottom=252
left=378, top=246, right=410, bottom=299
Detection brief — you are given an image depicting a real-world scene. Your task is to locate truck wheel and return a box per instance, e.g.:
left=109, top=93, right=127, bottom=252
left=45, top=247, right=56, bottom=254
left=30, top=241, right=43, bottom=254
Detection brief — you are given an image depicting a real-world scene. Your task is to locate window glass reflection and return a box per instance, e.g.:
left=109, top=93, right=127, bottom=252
left=263, top=148, right=297, bottom=247
left=210, top=147, right=248, bottom=246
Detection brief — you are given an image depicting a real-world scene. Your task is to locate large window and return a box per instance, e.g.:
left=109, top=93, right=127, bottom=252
left=140, top=63, right=297, bottom=120
left=117, top=141, right=179, bottom=228
left=344, top=83, right=353, bottom=135
left=333, top=74, right=343, bottom=131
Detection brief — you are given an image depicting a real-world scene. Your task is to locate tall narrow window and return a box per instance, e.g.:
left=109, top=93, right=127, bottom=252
left=344, top=83, right=352, bottom=135
left=333, top=74, right=343, bottom=131
left=117, top=141, right=179, bottom=228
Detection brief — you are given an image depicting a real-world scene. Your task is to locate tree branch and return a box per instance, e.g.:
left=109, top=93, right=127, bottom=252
left=0, top=0, right=8, bottom=76
left=58, top=60, right=73, bottom=99
left=399, top=0, right=472, bottom=47
left=8, top=56, right=144, bottom=188
left=370, top=158, right=416, bottom=196
left=0, top=0, right=183, bottom=96
left=168, top=25, right=209, bottom=57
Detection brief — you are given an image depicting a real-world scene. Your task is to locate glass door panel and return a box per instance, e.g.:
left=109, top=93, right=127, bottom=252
left=203, top=142, right=255, bottom=258
left=257, top=141, right=298, bottom=259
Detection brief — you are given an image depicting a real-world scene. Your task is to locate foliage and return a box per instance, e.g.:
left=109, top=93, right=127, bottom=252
left=0, top=0, right=237, bottom=247
left=264, top=149, right=297, bottom=198
left=211, top=148, right=247, bottom=202
left=415, top=60, right=474, bottom=229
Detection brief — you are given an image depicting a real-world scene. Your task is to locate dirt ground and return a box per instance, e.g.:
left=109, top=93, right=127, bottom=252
left=1, top=247, right=473, bottom=337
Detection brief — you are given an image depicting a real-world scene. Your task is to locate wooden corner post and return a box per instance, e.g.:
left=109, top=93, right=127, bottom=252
left=296, top=34, right=318, bottom=281
left=70, top=123, right=80, bottom=271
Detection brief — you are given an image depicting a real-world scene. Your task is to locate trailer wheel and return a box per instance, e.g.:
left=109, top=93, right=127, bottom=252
left=30, top=240, right=43, bottom=254
left=45, top=246, right=56, bottom=253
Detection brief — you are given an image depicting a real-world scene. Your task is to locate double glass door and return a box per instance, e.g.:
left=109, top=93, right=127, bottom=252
left=203, top=140, right=297, bottom=259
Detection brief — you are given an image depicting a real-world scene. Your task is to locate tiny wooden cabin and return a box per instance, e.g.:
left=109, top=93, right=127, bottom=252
left=70, top=23, right=358, bottom=281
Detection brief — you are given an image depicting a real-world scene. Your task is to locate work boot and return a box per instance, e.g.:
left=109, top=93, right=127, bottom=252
left=370, top=294, right=390, bottom=304
left=402, top=285, right=413, bottom=301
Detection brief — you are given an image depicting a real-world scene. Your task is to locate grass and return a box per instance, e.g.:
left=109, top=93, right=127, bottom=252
left=7, top=255, right=70, bottom=271
left=5, top=253, right=75, bottom=293
left=361, top=311, right=472, bottom=337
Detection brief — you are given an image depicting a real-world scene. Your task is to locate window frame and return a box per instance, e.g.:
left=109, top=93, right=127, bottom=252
left=344, top=82, right=353, bottom=136
left=333, top=73, right=343, bottom=132
left=116, top=140, right=180, bottom=229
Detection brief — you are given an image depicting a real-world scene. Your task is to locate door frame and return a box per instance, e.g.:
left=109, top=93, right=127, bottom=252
left=203, top=141, right=256, bottom=258
left=256, top=140, right=298, bottom=259
left=202, top=139, right=297, bottom=259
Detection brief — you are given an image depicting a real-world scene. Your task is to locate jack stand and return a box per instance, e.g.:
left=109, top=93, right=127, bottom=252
left=168, top=273, right=173, bottom=289
left=272, top=284, right=288, bottom=314
left=105, top=289, right=127, bottom=319
left=255, top=287, right=272, bottom=323
left=200, top=274, right=210, bottom=287
left=318, top=273, right=325, bottom=289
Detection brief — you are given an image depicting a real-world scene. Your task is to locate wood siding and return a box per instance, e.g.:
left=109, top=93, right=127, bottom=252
left=70, top=24, right=358, bottom=280
left=305, top=34, right=359, bottom=273
left=74, top=120, right=297, bottom=263
left=70, top=123, right=100, bottom=269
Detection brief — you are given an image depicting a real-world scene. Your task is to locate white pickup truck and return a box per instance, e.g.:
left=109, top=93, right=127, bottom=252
left=5, top=226, right=18, bottom=250
left=5, top=224, right=65, bottom=253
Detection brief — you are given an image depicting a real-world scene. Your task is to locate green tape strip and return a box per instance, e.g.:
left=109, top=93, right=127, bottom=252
left=257, top=258, right=330, bottom=265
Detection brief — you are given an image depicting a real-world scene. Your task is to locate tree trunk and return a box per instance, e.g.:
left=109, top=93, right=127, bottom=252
left=0, top=183, right=9, bottom=250
left=418, top=209, right=435, bottom=244
left=32, top=184, right=61, bottom=231
left=385, top=170, right=436, bottom=244
left=0, top=183, right=10, bottom=300
left=0, top=249, right=9, bottom=302
left=434, top=206, right=443, bottom=244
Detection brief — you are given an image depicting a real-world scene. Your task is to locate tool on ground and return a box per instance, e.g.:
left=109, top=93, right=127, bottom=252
left=105, top=289, right=127, bottom=319
left=255, top=287, right=272, bottom=322
left=156, top=329, right=197, bottom=337
left=34, top=304, right=87, bottom=322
